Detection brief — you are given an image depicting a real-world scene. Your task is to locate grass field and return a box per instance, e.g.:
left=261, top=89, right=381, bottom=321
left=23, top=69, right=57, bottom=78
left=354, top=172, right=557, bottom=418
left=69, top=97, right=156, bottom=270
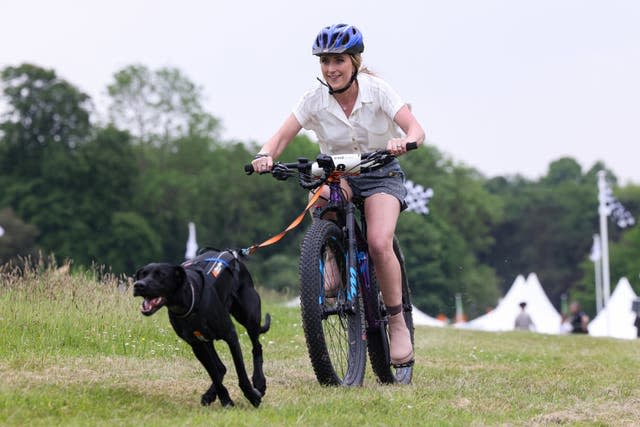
left=1, top=262, right=639, bottom=426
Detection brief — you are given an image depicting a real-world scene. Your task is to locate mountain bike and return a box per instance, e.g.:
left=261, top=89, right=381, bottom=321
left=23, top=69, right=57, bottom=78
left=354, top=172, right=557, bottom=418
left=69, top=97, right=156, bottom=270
left=245, top=144, right=416, bottom=385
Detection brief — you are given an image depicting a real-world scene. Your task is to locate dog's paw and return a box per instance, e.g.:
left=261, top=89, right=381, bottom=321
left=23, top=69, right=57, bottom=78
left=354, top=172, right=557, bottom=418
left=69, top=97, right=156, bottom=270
left=200, top=392, right=217, bottom=406
left=252, top=372, right=267, bottom=396
left=200, top=384, right=219, bottom=406
left=222, top=399, right=235, bottom=408
left=214, top=387, right=234, bottom=408
left=245, top=387, right=262, bottom=408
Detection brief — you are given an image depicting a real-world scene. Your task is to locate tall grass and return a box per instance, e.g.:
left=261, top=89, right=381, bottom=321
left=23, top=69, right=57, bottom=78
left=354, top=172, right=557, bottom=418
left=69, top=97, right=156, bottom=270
left=1, top=258, right=189, bottom=362
left=1, top=260, right=640, bottom=426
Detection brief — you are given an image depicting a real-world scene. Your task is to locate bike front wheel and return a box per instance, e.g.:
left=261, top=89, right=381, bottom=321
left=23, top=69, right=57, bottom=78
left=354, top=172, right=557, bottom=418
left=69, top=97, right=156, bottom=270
left=299, top=219, right=367, bottom=386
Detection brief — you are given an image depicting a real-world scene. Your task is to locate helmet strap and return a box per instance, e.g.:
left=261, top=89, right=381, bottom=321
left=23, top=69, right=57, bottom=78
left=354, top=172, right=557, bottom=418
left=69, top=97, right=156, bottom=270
left=316, top=71, right=358, bottom=95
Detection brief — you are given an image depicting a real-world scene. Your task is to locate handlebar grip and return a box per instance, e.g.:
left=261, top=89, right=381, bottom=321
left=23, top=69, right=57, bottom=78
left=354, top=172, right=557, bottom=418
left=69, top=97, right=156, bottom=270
left=244, top=164, right=255, bottom=175
left=406, top=141, right=418, bottom=151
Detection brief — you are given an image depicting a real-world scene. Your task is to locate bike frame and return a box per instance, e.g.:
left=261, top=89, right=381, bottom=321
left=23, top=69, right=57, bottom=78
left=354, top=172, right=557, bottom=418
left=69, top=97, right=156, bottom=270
left=314, top=175, right=384, bottom=333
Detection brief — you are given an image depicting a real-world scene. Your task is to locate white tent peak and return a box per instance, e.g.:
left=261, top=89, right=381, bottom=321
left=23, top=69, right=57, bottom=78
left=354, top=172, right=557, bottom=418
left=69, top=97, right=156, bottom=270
left=502, top=274, right=527, bottom=303
left=522, top=272, right=563, bottom=334
left=588, top=277, right=638, bottom=340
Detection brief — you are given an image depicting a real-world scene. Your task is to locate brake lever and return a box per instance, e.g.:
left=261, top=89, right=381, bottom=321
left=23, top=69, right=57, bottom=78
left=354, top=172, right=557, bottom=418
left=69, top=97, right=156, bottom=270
left=271, top=163, right=292, bottom=181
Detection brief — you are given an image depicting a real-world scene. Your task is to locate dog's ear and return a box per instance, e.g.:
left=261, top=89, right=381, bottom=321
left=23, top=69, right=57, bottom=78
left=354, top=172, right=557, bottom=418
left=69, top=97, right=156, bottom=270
left=175, top=265, right=187, bottom=285
left=134, top=267, right=142, bottom=280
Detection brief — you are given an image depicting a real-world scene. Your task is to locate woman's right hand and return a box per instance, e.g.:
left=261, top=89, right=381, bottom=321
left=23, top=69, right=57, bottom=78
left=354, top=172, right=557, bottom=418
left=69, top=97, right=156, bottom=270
left=251, top=154, right=274, bottom=174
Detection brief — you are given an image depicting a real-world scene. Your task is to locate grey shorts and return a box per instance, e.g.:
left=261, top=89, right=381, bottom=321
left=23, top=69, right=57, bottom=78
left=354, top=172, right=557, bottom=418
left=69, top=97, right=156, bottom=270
left=346, top=158, right=408, bottom=211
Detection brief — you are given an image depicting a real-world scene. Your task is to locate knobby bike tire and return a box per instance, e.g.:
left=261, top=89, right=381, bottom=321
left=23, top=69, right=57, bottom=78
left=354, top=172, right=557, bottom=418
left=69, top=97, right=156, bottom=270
left=366, top=236, right=414, bottom=384
left=299, top=219, right=367, bottom=386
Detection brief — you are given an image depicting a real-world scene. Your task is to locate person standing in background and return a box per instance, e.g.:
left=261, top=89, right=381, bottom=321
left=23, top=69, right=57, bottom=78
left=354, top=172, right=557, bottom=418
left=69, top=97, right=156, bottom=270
left=514, top=302, right=535, bottom=331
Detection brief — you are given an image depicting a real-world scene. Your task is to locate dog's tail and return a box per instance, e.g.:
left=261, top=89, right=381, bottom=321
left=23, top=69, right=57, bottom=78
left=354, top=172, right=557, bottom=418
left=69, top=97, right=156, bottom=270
left=260, top=313, right=271, bottom=334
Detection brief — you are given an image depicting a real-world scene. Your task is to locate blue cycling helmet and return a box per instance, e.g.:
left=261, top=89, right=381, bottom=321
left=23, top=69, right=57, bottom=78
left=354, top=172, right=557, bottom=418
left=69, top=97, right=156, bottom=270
left=312, top=24, right=364, bottom=56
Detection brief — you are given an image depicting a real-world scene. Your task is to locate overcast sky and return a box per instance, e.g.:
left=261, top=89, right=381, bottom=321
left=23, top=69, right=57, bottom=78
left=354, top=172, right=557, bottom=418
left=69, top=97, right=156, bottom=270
left=2, top=0, right=639, bottom=184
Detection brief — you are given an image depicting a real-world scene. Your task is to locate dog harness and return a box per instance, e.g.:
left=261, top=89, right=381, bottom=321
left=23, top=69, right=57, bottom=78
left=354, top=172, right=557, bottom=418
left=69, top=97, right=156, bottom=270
left=177, top=249, right=242, bottom=342
left=182, top=249, right=241, bottom=281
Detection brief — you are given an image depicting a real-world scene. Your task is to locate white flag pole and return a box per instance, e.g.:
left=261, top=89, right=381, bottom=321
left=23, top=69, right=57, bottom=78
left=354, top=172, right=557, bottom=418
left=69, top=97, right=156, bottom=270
left=598, top=171, right=611, bottom=335
left=591, top=234, right=603, bottom=313
left=597, top=171, right=611, bottom=306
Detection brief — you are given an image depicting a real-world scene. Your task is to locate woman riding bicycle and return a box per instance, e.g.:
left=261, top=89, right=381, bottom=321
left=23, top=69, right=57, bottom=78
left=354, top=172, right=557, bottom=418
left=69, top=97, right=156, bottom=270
left=251, top=23, right=425, bottom=368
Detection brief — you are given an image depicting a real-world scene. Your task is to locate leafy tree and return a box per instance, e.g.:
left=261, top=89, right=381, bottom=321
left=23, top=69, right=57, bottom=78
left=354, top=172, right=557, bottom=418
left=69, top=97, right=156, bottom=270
left=72, top=126, right=143, bottom=268
left=0, top=63, right=91, bottom=178
left=106, top=64, right=219, bottom=144
left=0, top=63, right=92, bottom=264
left=543, top=157, right=582, bottom=186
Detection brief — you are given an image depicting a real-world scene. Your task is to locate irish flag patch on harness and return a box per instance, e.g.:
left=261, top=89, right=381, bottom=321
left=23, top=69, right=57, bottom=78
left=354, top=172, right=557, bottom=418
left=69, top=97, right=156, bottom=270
left=209, top=262, right=225, bottom=278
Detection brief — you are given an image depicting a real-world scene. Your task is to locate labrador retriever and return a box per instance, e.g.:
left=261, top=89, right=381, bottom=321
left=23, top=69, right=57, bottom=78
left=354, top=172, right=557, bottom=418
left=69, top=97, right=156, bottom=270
left=133, top=249, right=270, bottom=408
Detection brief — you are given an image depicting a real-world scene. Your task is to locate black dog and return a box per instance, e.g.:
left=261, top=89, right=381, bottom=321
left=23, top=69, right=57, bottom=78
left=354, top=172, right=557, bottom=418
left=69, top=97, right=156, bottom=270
left=133, top=249, right=270, bottom=408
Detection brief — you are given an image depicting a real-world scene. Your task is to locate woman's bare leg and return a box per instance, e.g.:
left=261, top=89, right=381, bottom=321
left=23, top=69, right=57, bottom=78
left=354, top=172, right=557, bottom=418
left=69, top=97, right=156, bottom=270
left=365, top=193, right=413, bottom=365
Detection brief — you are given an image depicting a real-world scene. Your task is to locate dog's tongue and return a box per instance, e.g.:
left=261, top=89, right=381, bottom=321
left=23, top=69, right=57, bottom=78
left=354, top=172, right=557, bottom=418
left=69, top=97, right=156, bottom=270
left=141, top=297, right=165, bottom=314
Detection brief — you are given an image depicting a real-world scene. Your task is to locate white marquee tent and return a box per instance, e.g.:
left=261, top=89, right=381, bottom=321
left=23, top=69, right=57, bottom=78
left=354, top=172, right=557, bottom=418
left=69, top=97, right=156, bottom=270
left=588, top=277, right=638, bottom=340
left=412, top=306, right=446, bottom=327
left=456, top=273, right=562, bottom=334
left=455, top=274, right=526, bottom=332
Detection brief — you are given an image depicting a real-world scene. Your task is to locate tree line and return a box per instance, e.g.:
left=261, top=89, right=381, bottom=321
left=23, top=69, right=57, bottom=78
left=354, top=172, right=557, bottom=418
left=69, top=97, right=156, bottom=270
left=1, top=63, right=638, bottom=319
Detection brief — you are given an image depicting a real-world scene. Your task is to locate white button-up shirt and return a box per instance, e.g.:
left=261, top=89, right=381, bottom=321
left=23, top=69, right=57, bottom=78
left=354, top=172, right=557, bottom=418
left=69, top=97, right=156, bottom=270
left=293, top=73, right=405, bottom=154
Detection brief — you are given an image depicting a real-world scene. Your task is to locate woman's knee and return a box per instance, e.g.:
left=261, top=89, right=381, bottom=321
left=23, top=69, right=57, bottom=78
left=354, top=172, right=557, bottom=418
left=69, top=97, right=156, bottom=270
left=367, top=235, right=394, bottom=261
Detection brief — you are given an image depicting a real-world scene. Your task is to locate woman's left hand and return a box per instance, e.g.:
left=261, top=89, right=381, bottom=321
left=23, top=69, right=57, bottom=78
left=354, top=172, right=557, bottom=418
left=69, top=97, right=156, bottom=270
left=387, top=138, right=407, bottom=156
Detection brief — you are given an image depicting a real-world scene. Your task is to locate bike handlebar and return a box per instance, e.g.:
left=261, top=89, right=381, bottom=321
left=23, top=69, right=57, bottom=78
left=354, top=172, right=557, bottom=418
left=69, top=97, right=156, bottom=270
left=244, top=142, right=417, bottom=176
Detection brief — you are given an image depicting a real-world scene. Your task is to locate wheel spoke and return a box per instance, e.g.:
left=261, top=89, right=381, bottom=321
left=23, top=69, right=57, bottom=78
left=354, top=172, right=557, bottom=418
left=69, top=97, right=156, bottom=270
left=323, top=315, right=349, bottom=378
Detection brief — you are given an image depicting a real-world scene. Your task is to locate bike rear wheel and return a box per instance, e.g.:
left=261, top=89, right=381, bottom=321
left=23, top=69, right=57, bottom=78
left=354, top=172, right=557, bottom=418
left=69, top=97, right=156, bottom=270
left=299, top=219, right=367, bottom=386
left=366, top=236, right=415, bottom=384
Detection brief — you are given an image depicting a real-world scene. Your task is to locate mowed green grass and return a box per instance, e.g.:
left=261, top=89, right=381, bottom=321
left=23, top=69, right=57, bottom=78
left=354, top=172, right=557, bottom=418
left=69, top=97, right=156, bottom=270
left=1, top=265, right=639, bottom=426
